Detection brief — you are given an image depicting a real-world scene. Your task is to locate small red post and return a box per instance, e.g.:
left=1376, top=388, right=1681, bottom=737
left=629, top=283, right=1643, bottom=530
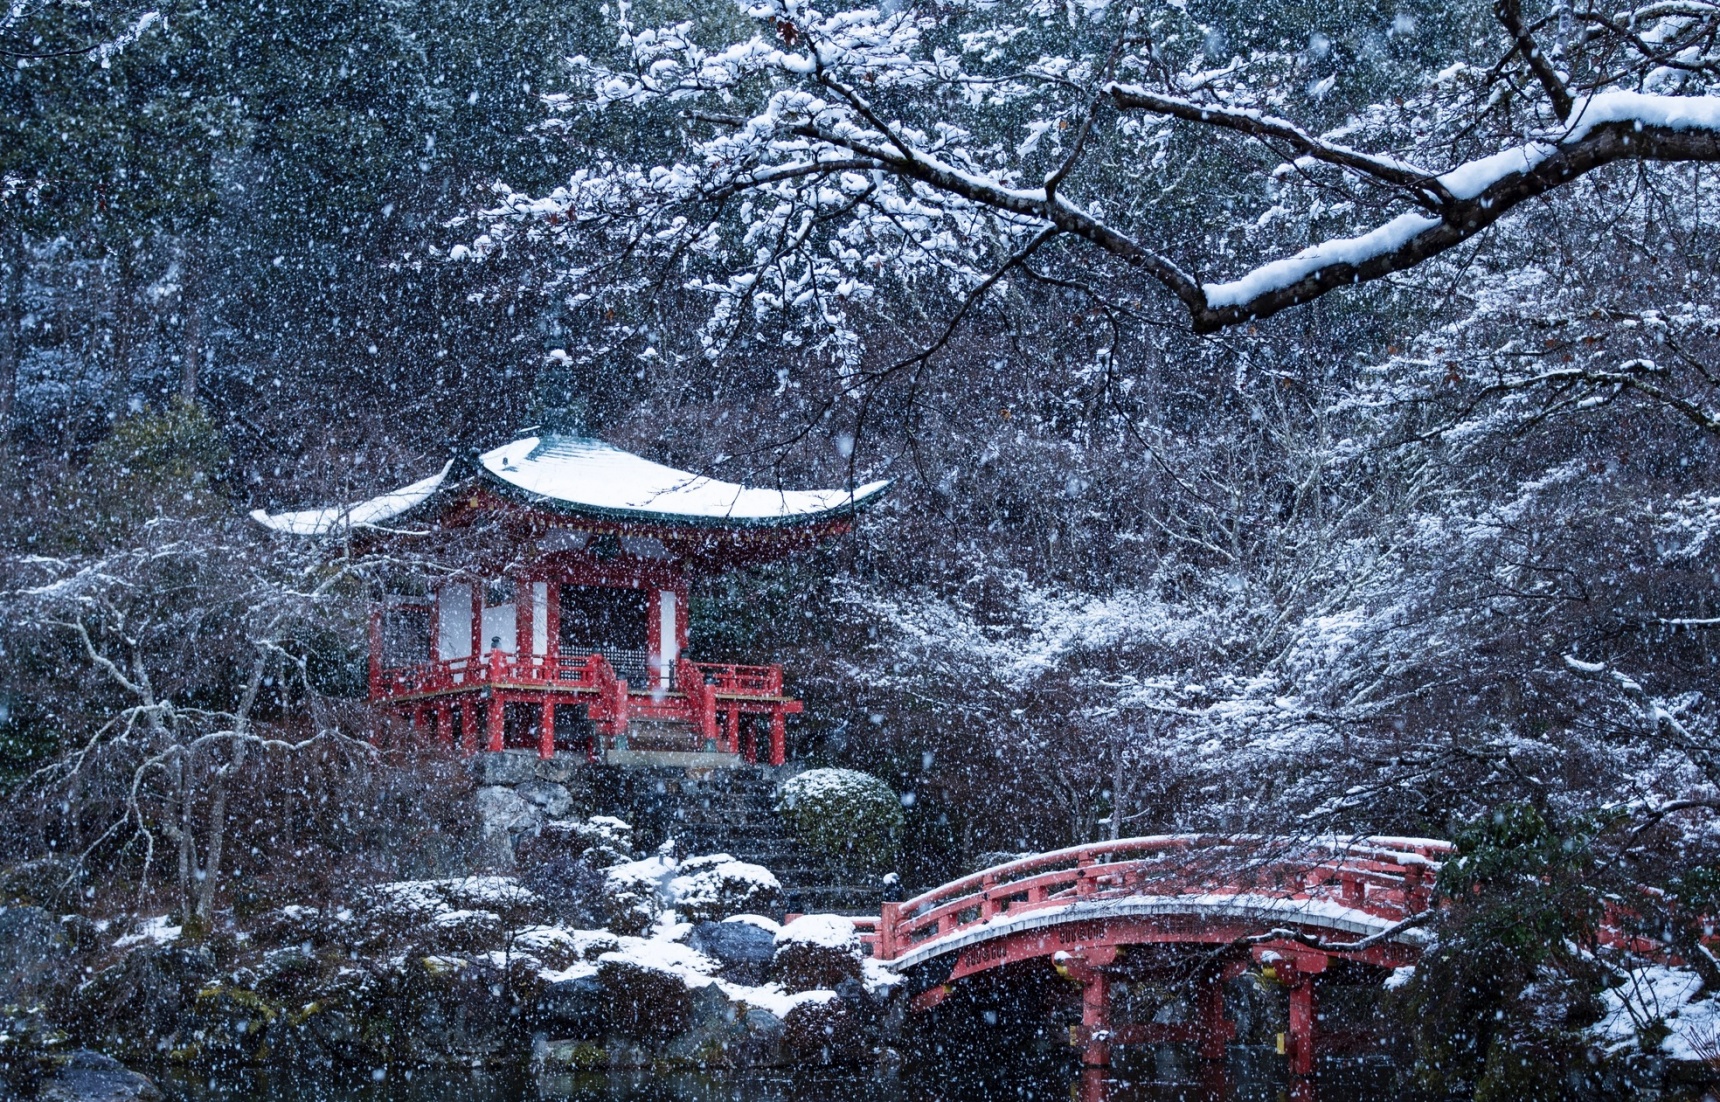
left=877, top=902, right=900, bottom=961
left=768, top=711, right=786, bottom=767
left=460, top=697, right=475, bottom=754
left=725, top=702, right=740, bottom=754
left=486, top=694, right=504, bottom=752
left=539, top=699, right=555, bottom=759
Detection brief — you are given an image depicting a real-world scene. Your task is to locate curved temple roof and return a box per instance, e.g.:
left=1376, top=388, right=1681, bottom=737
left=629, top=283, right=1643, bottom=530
left=251, top=434, right=889, bottom=536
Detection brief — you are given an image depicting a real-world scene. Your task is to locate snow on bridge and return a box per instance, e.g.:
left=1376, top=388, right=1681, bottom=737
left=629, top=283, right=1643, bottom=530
left=854, top=834, right=1452, bottom=1078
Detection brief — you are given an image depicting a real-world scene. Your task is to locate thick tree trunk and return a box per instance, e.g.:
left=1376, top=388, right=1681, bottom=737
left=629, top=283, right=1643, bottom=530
left=179, top=238, right=203, bottom=403
left=0, top=229, right=22, bottom=446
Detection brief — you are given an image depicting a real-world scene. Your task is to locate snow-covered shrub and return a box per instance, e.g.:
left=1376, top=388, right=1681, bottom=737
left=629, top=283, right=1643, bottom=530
left=669, top=854, right=783, bottom=922
left=596, top=958, right=694, bottom=1039
left=602, top=855, right=675, bottom=936
left=775, top=769, right=903, bottom=874
left=772, top=915, right=863, bottom=993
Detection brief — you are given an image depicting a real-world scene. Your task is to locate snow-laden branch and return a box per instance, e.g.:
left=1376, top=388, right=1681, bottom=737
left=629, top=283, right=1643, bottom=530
left=482, top=0, right=1720, bottom=346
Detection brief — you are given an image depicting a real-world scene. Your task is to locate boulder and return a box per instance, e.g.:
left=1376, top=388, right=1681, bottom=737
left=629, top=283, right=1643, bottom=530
left=670, top=856, right=784, bottom=923
left=470, top=750, right=538, bottom=786
left=0, top=905, right=73, bottom=1004
left=37, top=1052, right=160, bottom=1102
left=690, top=919, right=778, bottom=985
left=515, top=856, right=609, bottom=928
left=663, top=981, right=748, bottom=1066
left=476, top=786, right=542, bottom=867
left=533, top=972, right=607, bottom=1037
left=70, top=945, right=217, bottom=1056
left=597, top=959, right=694, bottom=1040
left=515, top=780, right=574, bottom=819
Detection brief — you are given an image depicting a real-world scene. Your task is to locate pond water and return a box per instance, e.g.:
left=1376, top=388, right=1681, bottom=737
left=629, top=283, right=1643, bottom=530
left=158, top=1049, right=1411, bottom=1102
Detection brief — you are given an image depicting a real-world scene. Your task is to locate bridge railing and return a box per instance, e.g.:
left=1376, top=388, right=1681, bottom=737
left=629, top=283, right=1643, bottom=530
left=872, top=834, right=1453, bottom=962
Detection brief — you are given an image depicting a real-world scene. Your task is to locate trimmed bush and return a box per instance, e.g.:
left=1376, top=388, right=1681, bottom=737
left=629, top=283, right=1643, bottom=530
left=775, top=769, right=903, bottom=874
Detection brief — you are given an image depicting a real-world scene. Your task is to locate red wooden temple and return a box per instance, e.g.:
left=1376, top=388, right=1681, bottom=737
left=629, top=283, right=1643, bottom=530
left=253, top=433, right=888, bottom=766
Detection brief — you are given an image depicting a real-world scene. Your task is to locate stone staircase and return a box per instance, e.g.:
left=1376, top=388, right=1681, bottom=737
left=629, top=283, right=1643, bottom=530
left=588, top=764, right=885, bottom=917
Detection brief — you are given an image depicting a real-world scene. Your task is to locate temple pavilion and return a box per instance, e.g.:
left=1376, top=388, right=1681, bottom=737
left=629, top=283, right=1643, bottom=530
left=252, top=433, right=888, bottom=767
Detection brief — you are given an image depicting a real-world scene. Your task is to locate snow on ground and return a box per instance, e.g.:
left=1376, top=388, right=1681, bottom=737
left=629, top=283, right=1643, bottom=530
left=596, top=928, right=836, bottom=1018
left=1594, top=965, right=1720, bottom=1062
left=114, top=915, right=181, bottom=949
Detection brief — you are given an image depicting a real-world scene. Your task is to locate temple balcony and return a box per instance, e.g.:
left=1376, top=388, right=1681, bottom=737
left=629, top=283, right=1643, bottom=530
left=368, top=649, right=800, bottom=766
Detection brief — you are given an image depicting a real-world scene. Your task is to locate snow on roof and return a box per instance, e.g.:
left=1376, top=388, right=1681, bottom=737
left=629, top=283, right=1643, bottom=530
left=481, top=435, right=889, bottom=527
left=249, top=434, right=889, bottom=535
left=250, top=461, right=453, bottom=536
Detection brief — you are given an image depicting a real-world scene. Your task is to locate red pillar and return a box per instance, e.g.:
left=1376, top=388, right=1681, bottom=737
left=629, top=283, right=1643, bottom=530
left=725, top=702, right=740, bottom=755
left=1287, top=973, right=1317, bottom=1078
left=1080, top=969, right=1111, bottom=1068
left=435, top=703, right=453, bottom=749
left=486, top=694, right=504, bottom=752
left=460, top=697, right=475, bottom=755
left=701, top=683, right=718, bottom=750
left=367, top=609, right=383, bottom=701
left=768, top=710, right=786, bottom=767
left=1196, top=972, right=1233, bottom=1060
left=539, top=698, right=555, bottom=759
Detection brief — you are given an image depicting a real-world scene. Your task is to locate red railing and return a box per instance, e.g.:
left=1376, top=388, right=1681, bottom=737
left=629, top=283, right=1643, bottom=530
left=373, top=653, right=786, bottom=702
left=372, top=651, right=612, bottom=699
left=871, top=835, right=1453, bottom=962
left=689, top=660, right=784, bottom=697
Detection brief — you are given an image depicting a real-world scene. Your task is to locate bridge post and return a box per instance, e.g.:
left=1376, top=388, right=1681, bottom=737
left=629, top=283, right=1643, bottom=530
left=1286, top=967, right=1319, bottom=1078
left=1196, top=970, right=1235, bottom=1060
left=878, top=902, right=900, bottom=960
left=1080, top=969, right=1110, bottom=1067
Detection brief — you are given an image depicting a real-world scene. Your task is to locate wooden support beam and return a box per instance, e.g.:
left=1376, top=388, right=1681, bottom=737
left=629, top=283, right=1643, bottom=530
left=539, top=698, right=555, bottom=759
left=1287, top=970, right=1318, bottom=1078
left=460, top=697, right=475, bottom=755
left=486, top=693, right=504, bottom=753
left=1080, top=968, right=1110, bottom=1067
left=435, top=703, right=453, bottom=749
left=768, top=710, right=786, bottom=767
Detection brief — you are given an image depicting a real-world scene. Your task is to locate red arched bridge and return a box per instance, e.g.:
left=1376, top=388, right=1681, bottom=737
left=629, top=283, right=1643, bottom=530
left=854, top=834, right=1453, bottom=1078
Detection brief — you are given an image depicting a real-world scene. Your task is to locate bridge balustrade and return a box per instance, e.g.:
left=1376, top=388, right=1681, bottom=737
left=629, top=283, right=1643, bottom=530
left=872, top=834, right=1452, bottom=963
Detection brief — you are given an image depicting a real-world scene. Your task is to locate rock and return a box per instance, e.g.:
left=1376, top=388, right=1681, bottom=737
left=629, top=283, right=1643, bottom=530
left=670, top=856, right=784, bottom=923
left=37, top=1051, right=160, bottom=1102
left=470, top=750, right=538, bottom=786
left=476, top=786, right=542, bottom=866
left=597, top=959, right=694, bottom=1040
left=738, top=1007, right=787, bottom=1067
left=0, top=858, right=85, bottom=911
left=515, top=856, right=608, bottom=928
left=533, top=972, right=607, bottom=1037
left=0, top=905, right=72, bottom=1004
left=663, top=981, right=747, bottom=1066
left=690, top=919, right=778, bottom=985
left=515, top=780, right=574, bottom=818
left=532, top=754, right=577, bottom=784
left=71, top=945, right=217, bottom=1056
